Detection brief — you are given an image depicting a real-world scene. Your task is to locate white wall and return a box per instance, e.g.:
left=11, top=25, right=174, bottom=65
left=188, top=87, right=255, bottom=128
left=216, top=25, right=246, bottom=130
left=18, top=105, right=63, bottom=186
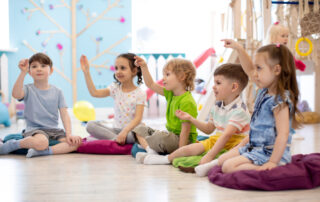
left=132, top=0, right=229, bottom=59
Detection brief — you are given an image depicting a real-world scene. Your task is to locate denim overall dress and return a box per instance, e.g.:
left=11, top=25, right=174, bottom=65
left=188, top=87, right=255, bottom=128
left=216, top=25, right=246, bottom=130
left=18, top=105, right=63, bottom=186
left=239, top=88, right=293, bottom=165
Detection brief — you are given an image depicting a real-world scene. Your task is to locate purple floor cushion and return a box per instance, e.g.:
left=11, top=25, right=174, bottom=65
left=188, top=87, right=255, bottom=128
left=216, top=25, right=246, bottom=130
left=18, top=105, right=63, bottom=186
left=208, top=153, right=320, bottom=190
left=77, top=139, right=133, bottom=155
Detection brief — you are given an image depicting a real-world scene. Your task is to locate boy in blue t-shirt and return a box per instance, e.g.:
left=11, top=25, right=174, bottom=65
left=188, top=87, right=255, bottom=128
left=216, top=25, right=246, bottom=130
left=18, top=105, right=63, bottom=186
left=0, top=53, right=82, bottom=157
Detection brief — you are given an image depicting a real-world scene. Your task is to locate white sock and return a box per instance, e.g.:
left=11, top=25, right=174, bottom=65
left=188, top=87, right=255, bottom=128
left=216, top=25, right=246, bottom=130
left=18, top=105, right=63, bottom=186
left=144, top=154, right=170, bottom=165
left=137, top=144, right=144, bottom=149
left=195, top=159, right=218, bottom=177
left=26, top=147, right=53, bottom=158
left=135, top=152, right=148, bottom=164
left=146, top=146, right=157, bottom=154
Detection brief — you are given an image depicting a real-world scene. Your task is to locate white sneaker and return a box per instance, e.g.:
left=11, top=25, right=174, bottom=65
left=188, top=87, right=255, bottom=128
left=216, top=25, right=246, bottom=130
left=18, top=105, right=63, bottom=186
left=135, top=152, right=148, bottom=164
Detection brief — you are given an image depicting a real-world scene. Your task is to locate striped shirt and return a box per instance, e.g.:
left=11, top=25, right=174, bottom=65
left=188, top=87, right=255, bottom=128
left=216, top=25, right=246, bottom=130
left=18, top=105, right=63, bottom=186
left=209, top=95, right=250, bottom=134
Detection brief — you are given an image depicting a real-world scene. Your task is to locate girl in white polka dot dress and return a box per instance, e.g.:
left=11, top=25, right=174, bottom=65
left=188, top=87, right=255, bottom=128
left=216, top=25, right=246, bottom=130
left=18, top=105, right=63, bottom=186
left=80, top=53, right=146, bottom=145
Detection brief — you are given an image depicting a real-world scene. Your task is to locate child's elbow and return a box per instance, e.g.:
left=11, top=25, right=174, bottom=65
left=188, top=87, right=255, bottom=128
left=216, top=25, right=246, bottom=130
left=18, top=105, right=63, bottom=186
left=12, top=92, right=22, bottom=100
left=204, top=130, right=212, bottom=135
left=204, top=126, right=215, bottom=134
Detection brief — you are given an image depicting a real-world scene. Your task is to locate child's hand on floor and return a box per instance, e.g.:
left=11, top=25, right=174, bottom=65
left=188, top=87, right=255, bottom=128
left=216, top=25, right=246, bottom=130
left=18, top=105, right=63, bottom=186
left=175, top=110, right=191, bottom=121
left=67, top=136, right=82, bottom=146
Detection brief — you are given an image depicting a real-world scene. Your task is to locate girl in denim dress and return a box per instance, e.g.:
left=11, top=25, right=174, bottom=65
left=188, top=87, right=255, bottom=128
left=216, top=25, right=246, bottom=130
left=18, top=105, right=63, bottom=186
left=217, top=40, right=300, bottom=173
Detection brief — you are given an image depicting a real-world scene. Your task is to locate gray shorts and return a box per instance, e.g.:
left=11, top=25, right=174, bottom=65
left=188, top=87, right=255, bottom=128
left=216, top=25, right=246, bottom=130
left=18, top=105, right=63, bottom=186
left=132, top=124, right=180, bottom=154
left=22, top=128, right=66, bottom=141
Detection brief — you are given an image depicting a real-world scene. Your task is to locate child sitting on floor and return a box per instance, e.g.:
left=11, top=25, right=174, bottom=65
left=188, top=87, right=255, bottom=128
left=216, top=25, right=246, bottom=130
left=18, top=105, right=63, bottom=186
left=217, top=39, right=300, bottom=173
left=133, top=56, right=198, bottom=162
left=140, top=63, right=251, bottom=176
left=0, top=53, right=82, bottom=157
left=80, top=53, right=146, bottom=145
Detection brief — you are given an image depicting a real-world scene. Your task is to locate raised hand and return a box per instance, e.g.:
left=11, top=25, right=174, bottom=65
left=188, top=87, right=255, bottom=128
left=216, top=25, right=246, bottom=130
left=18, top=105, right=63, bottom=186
left=80, top=55, right=90, bottom=73
left=18, top=59, right=29, bottom=73
left=134, top=55, right=147, bottom=69
left=221, top=39, right=242, bottom=50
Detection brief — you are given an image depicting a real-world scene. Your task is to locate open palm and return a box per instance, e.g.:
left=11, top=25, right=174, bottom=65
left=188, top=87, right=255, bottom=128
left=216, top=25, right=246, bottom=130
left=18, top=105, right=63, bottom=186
left=80, top=55, right=90, bottom=72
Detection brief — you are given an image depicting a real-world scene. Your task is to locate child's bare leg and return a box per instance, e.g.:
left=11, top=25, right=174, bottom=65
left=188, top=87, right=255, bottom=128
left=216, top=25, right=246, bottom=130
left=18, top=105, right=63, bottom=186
left=135, top=135, right=149, bottom=149
left=135, top=134, right=157, bottom=154
left=167, top=143, right=205, bottom=162
left=19, top=134, right=49, bottom=150
left=0, top=134, right=48, bottom=155
left=143, top=143, right=205, bottom=165
left=222, top=155, right=258, bottom=173
left=217, top=146, right=240, bottom=166
left=51, top=138, right=79, bottom=154
left=135, top=134, right=159, bottom=163
left=26, top=137, right=79, bottom=158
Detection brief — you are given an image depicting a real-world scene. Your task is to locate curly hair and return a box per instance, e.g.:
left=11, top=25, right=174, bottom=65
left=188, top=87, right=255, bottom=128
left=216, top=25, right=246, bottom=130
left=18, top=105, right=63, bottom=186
left=163, top=58, right=196, bottom=91
left=113, top=53, right=143, bottom=85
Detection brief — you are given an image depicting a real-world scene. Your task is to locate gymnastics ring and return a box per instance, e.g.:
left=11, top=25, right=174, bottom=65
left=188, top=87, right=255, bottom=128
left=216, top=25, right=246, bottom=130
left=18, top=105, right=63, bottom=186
left=295, top=37, right=313, bottom=57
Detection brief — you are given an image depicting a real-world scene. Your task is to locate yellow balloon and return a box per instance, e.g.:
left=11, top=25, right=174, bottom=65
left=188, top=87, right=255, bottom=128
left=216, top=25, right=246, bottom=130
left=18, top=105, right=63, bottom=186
left=73, top=101, right=96, bottom=122
left=218, top=56, right=224, bottom=63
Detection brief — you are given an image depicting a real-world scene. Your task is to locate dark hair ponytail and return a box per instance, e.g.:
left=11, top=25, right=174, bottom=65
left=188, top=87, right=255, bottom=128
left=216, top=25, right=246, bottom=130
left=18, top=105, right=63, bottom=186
left=114, top=53, right=143, bottom=85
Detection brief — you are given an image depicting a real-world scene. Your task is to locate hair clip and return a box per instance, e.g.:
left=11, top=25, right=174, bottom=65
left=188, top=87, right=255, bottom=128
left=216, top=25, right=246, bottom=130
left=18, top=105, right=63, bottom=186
left=276, top=43, right=281, bottom=48
left=274, top=21, right=279, bottom=25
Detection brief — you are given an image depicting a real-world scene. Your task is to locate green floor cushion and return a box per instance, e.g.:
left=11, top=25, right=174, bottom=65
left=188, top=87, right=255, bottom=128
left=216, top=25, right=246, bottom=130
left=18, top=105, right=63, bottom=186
left=172, top=149, right=228, bottom=168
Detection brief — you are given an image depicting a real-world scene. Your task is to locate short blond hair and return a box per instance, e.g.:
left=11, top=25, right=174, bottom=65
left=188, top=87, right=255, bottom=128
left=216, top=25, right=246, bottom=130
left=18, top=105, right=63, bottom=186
left=264, top=23, right=289, bottom=44
left=163, top=58, right=196, bottom=91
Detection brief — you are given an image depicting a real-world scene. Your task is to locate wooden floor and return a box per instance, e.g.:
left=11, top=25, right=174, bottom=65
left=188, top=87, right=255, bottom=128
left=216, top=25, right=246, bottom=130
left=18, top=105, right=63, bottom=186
left=0, top=118, right=320, bottom=202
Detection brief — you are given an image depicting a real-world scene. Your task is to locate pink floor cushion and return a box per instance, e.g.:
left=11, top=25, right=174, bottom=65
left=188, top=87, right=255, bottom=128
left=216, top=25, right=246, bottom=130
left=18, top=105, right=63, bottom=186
left=208, top=153, right=320, bottom=190
left=77, top=139, right=133, bottom=155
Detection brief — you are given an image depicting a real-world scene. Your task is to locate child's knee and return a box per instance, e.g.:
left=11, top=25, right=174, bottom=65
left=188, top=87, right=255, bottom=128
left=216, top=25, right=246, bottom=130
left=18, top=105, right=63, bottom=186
left=221, top=159, right=234, bottom=173
left=32, top=135, right=49, bottom=150
left=132, top=124, right=153, bottom=139
left=86, top=121, right=96, bottom=134
left=217, top=155, right=224, bottom=166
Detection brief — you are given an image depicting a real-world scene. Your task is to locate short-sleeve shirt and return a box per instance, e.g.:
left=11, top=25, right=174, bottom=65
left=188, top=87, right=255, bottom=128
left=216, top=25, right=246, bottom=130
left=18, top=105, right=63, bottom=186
left=164, top=89, right=198, bottom=143
left=209, top=95, right=250, bottom=135
left=109, top=82, right=146, bottom=129
left=20, top=84, right=67, bottom=132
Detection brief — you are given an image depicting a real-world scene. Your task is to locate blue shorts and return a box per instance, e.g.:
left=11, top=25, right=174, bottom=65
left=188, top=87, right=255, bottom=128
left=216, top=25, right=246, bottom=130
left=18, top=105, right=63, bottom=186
left=239, top=143, right=291, bottom=165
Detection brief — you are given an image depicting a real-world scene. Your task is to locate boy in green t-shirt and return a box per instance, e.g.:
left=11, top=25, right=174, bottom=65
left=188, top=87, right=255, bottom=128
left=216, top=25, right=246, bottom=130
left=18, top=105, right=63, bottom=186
left=140, top=64, right=251, bottom=178
left=133, top=56, right=198, bottom=163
